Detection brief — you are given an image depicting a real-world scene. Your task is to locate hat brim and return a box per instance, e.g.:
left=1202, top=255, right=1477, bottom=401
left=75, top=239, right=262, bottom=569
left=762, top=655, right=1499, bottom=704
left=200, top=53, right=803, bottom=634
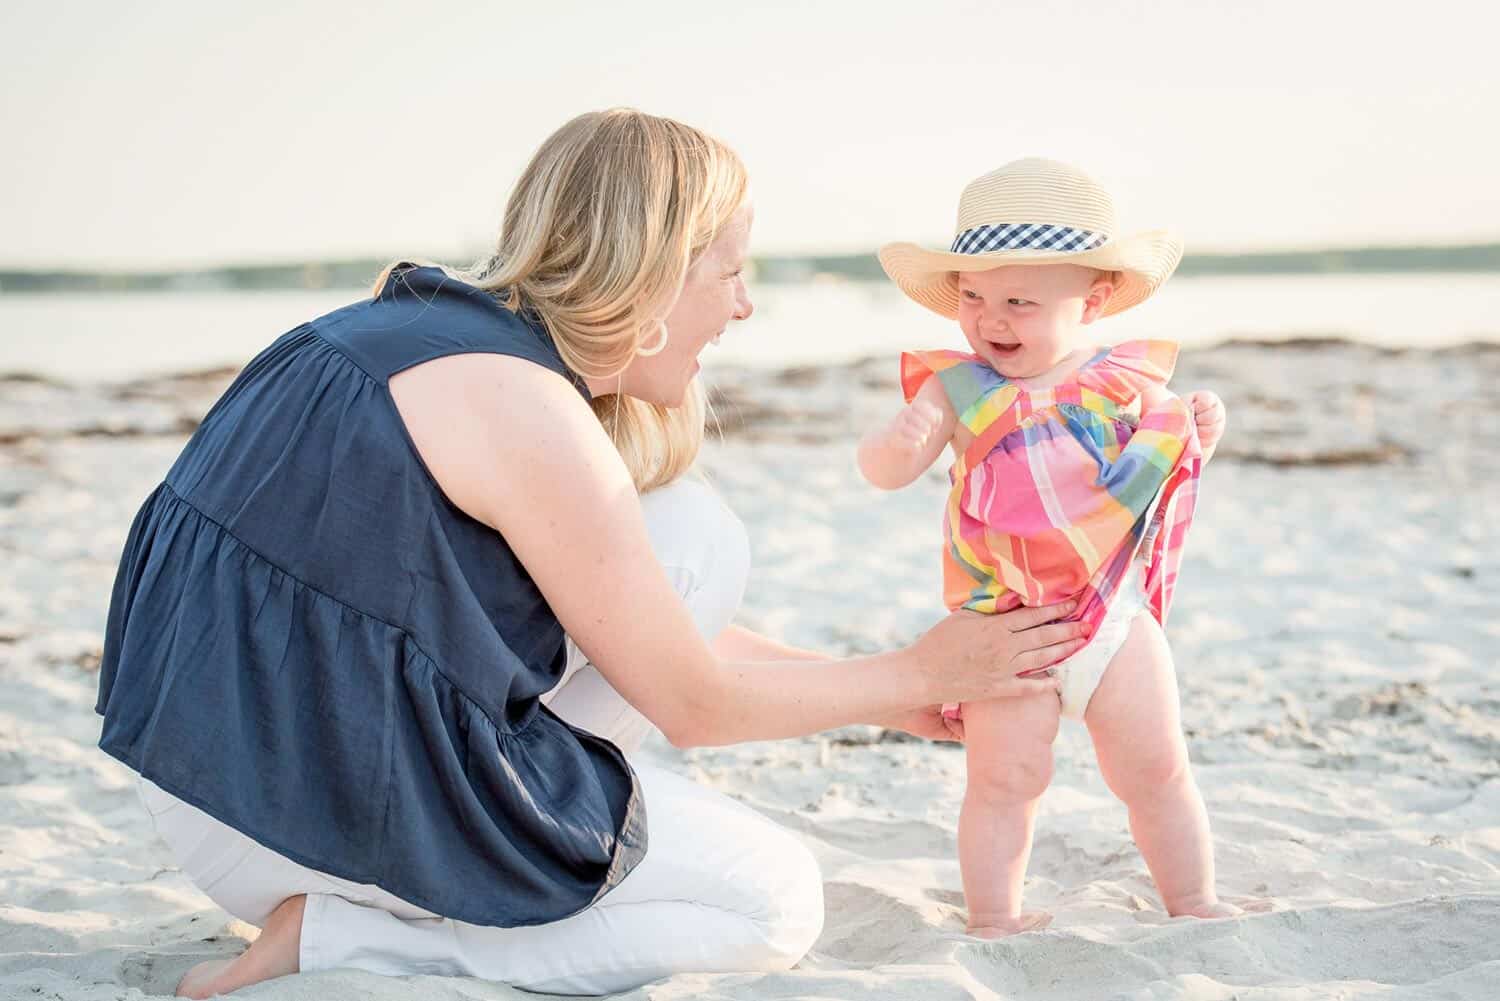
left=877, top=230, right=1183, bottom=320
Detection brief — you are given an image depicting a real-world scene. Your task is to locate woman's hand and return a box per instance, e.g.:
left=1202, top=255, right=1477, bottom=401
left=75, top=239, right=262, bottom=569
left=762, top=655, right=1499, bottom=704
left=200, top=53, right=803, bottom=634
left=910, top=600, right=1086, bottom=706
left=1185, top=390, right=1227, bottom=460
left=876, top=704, right=962, bottom=743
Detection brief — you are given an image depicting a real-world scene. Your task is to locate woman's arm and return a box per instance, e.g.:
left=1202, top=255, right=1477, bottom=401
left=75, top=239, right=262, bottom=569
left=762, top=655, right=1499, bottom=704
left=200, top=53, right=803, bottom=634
left=712, top=625, right=968, bottom=742
left=392, top=354, right=1085, bottom=749
left=711, top=625, right=830, bottom=663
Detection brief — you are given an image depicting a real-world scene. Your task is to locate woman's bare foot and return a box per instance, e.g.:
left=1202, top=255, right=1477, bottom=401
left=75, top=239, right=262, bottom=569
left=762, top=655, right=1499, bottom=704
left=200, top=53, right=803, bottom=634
left=176, top=895, right=306, bottom=999
left=967, top=910, right=1053, bottom=938
left=174, top=960, right=232, bottom=998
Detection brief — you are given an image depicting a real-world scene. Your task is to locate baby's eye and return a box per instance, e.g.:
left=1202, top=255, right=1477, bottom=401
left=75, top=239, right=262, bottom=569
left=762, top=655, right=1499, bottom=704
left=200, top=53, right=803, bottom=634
left=962, top=289, right=980, bottom=300
left=1007, top=298, right=1033, bottom=307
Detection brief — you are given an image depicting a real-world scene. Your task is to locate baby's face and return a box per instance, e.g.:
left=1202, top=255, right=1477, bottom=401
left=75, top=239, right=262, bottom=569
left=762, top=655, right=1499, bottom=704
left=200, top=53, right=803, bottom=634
left=955, top=264, right=1112, bottom=378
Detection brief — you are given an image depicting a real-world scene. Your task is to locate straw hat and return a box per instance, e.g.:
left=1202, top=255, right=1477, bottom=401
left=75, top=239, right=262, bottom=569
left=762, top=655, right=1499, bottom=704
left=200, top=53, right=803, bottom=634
left=878, top=158, right=1183, bottom=319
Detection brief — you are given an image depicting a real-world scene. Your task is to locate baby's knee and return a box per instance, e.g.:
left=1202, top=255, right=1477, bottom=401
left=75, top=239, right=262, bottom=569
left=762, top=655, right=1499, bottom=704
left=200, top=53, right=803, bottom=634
left=962, top=695, right=1059, bottom=804
left=1103, top=743, right=1190, bottom=806
left=966, top=745, right=1055, bottom=805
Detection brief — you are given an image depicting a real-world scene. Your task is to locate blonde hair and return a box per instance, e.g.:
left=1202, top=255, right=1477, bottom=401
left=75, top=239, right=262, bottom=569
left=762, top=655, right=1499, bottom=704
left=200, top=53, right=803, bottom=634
left=373, top=109, right=748, bottom=493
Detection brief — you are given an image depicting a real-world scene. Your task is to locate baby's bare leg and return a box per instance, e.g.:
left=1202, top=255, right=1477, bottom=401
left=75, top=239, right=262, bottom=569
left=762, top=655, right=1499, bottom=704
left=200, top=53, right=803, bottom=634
left=1085, top=614, right=1233, bottom=917
left=959, top=692, right=1061, bottom=936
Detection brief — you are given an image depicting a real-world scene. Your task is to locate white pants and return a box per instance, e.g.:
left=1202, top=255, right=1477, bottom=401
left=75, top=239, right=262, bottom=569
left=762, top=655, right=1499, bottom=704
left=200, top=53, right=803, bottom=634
left=138, top=478, right=825, bottom=995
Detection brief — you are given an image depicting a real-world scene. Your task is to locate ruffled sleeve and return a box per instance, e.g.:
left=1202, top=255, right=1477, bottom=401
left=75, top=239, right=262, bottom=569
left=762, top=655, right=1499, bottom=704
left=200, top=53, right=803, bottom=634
left=1076, top=339, right=1180, bottom=404
left=901, top=349, right=972, bottom=403
left=900, top=349, right=1013, bottom=428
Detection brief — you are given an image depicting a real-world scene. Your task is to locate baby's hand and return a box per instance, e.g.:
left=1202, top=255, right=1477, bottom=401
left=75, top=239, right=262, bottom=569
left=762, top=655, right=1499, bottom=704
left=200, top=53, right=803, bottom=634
left=885, top=400, right=946, bottom=452
left=1185, top=390, right=1227, bottom=459
left=858, top=385, right=955, bottom=490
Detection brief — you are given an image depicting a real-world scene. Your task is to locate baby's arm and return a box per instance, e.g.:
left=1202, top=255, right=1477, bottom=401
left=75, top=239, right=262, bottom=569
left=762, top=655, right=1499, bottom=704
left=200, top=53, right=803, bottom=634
left=1142, top=384, right=1225, bottom=463
left=1183, top=390, right=1225, bottom=462
left=858, top=375, right=957, bottom=490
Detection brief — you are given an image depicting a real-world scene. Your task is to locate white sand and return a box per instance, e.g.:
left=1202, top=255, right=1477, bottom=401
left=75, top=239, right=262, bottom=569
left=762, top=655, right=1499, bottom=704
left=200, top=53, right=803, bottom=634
left=2, top=342, right=1498, bottom=1000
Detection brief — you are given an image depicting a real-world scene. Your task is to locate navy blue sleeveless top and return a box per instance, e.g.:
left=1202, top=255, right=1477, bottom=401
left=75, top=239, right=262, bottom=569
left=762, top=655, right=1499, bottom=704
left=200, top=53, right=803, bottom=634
left=95, top=265, right=646, bottom=927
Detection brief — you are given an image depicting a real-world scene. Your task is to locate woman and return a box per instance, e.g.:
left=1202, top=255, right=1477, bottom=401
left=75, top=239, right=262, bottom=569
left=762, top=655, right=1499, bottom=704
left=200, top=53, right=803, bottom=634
left=97, top=109, right=1100, bottom=998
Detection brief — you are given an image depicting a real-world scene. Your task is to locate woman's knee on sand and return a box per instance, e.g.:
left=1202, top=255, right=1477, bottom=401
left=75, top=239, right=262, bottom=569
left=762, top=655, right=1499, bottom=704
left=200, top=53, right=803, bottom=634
left=734, top=821, right=825, bottom=970
left=623, top=765, right=824, bottom=972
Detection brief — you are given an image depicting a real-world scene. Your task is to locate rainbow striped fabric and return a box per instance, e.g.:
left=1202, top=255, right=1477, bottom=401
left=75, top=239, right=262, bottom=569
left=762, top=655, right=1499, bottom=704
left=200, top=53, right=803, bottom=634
left=899, top=339, right=1202, bottom=641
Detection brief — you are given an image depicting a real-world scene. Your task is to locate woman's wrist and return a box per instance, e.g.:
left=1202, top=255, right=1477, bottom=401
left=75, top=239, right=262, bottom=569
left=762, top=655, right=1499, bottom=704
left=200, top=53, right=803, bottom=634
left=879, top=642, right=937, bottom=710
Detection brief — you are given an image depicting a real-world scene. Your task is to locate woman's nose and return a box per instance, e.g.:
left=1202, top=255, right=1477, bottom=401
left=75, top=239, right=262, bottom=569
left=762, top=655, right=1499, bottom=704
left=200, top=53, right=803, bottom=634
left=734, top=289, right=754, bottom=321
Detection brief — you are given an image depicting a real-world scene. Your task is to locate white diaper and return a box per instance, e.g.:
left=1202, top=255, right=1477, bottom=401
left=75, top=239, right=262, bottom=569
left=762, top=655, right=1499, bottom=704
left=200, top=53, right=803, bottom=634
left=1054, top=561, right=1149, bottom=720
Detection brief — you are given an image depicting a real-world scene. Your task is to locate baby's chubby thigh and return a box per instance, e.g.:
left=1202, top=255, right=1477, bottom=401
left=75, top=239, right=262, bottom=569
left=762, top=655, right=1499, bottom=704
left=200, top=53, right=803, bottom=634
left=962, top=691, right=1063, bottom=806
left=1083, top=613, right=1192, bottom=805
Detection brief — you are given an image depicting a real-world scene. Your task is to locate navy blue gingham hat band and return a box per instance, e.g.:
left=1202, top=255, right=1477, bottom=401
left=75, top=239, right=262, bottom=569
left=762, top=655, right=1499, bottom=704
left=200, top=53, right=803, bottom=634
left=950, top=222, right=1108, bottom=256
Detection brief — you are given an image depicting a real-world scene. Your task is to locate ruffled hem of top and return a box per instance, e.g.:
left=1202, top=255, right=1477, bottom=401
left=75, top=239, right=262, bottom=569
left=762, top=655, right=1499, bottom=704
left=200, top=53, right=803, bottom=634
left=97, top=483, right=645, bottom=928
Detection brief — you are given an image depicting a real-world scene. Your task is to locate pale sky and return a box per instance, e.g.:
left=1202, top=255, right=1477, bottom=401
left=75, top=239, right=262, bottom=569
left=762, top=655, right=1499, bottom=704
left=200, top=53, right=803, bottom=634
left=3, top=0, right=1498, bottom=268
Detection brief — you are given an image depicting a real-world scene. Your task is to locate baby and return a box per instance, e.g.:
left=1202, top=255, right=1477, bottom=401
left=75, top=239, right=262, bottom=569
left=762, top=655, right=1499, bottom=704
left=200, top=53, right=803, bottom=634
left=860, top=158, right=1234, bottom=936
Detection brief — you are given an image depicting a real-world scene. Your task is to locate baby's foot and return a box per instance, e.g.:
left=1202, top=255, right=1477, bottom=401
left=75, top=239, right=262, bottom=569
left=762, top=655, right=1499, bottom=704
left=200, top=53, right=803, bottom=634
left=967, top=910, right=1053, bottom=938
left=1169, top=893, right=1281, bottom=920
left=1176, top=900, right=1242, bottom=919
left=1225, top=896, right=1277, bottom=914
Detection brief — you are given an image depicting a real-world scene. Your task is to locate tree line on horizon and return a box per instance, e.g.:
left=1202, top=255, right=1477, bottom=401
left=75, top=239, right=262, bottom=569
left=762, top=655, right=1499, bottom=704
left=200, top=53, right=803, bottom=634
left=3, top=243, right=1498, bottom=293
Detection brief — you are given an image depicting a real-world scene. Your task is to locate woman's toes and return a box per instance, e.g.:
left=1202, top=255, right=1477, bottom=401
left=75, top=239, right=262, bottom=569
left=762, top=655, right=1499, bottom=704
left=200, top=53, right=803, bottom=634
left=174, top=896, right=306, bottom=998
left=175, top=958, right=233, bottom=999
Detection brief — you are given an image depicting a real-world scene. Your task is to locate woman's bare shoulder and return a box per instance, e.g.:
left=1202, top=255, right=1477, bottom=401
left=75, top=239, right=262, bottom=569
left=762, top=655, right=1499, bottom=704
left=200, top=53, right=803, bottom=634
left=389, top=352, right=614, bottom=530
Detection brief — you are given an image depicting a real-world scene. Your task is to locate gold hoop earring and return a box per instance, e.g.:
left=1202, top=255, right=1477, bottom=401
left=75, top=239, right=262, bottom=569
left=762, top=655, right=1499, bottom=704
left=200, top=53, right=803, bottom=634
left=636, top=321, right=669, bottom=357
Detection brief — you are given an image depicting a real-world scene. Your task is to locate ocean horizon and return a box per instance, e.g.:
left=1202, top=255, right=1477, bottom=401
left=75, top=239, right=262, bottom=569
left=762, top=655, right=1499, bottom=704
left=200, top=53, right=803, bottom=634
left=4, top=272, right=1498, bottom=385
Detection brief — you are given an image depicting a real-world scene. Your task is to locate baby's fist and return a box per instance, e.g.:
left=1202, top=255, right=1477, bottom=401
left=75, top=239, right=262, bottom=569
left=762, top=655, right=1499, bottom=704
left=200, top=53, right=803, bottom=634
left=889, top=400, right=945, bottom=451
left=1186, top=390, right=1227, bottom=455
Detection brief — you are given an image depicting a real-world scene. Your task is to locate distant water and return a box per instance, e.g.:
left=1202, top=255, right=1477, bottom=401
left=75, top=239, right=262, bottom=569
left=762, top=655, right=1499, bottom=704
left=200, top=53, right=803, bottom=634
left=3, top=273, right=1498, bottom=383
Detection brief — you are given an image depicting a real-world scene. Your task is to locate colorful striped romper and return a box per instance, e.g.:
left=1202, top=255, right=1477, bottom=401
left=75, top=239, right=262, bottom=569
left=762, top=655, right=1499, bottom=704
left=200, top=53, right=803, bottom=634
left=900, top=340, right=1203, bottom=718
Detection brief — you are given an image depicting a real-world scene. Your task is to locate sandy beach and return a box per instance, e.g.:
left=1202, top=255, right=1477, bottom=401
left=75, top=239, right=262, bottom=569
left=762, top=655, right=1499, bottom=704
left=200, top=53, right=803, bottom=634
left=2, top=339, right=1498, bottom=1000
